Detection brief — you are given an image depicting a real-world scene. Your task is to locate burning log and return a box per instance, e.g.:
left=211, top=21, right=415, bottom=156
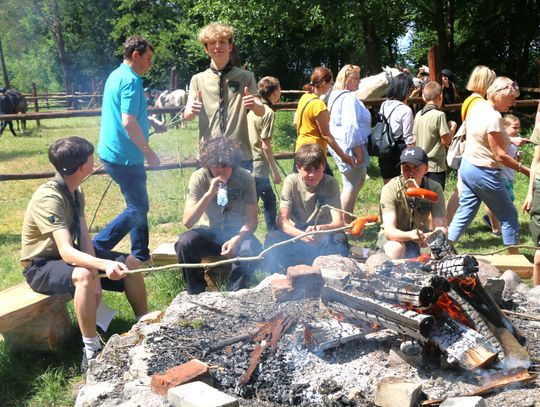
left=321, top=286, right=435, bottom=341
left=429, top=255, right=479, bottom=279
left=428, top=317, right=499, bottom=370
left=363, top=274, right=436, bottom=308
left=449, top=274, right=530, bottom=368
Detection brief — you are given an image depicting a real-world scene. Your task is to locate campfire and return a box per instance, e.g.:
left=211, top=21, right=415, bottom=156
left=76, top=230, right=539, bottom=407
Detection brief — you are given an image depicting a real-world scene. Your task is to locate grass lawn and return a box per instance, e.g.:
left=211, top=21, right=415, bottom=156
left=0, top=111, right=536, bottom=406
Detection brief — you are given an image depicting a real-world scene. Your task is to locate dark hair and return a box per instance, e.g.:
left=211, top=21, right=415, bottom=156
left=258, top=76, right=280, bottom=103
left=303, top=66, right=332, bottom=92
left=123, top=35, right=154, bottom=59
left=199, top=137, right=241, bottom=168
left=386, top=74, right=414, bottom=101
left=295, top=144, right=326, bottom=168
left=48, top=137, right=94, bottom=176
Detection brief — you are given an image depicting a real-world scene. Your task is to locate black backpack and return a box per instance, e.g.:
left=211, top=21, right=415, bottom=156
left=367, top=104, right=399, bottom=157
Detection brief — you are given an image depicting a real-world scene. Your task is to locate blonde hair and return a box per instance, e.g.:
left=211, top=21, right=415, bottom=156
left=486, top=76, right=520, bottom=101
left=466, top=65, right=496, bottom=95
left=198, top=22, right=234, bottom=45
left=502, top=113, right=520, bottom=127
left=422, top=81, right=442, bottom=102
left=334, top=64, right=360, bottom=90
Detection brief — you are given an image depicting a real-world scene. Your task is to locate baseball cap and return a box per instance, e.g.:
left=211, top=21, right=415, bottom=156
left=399, top=146, right=428, bottom=167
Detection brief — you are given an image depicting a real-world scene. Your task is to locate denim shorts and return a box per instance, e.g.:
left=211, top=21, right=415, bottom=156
left=23, top=248, right=126, bottom=297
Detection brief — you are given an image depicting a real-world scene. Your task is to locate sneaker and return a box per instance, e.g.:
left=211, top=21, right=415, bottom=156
left=81, top=349, right=101, bottom=374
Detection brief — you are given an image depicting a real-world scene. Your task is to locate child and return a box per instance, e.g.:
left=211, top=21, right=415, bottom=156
left=263, top=143, right=349, bottom=272
left=413, top=81, right=457, bottom=190
left=247, top=76, right=282, bottom=230
left=524, top=102, right=540, bottom=286
left=484, top=114, right=523, bottom=235
left=183, top=22, right=264, bottom=170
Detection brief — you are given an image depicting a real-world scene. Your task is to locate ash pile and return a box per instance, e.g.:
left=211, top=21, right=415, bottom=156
left=76, top=233, right=540, bottom=407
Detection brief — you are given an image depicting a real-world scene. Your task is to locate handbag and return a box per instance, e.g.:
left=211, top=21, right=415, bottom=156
left=446, top=121, right=466, bottom=170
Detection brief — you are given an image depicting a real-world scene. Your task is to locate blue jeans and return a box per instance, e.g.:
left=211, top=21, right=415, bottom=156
left=255, top=177, right=277, bottom=230
left=93, top=161, right=150, bottom=261
left=448, top=159, right=519, bottom=245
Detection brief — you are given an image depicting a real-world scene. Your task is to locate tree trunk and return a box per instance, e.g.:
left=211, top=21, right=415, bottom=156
left=361, top=14, right=382, bottom=75
left=0, top=39, right=10, bottom=89
left=49, top=0, right=71, bottom=102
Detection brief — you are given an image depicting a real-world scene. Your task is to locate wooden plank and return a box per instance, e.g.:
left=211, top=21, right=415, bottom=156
left=475, top=254, right=532, bottom=279
left=151, top=242, right=177, bottom=266
left=0, top=283, right=70, bottom=333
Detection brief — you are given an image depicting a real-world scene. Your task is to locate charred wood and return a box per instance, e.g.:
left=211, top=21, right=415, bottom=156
left=321, top=286, right=434, bottom=341
left=302, top=319, right=364, bottom=352
left=429, top=255, right=479, bottom=279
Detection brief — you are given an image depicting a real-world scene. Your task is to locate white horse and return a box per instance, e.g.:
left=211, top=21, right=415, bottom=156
left=356, top=66, right=403, bottom=100
left=154, top=89, right=188, bottom=127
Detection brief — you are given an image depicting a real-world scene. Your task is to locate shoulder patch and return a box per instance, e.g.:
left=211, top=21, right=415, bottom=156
left=47, top=215, right=57, bottom=224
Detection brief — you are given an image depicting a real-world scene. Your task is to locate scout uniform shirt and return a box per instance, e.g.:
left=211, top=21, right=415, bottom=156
left=21, top=174, right=85, bottom=267
left=280, top=173, right=340, bottom=230
left=247, top=102, right=275, bottom=178
left=379, top=175, right=445, bottom=233
left=186, top=167, right=257, bottom=236
left=188, top=65, right=258, bottom=161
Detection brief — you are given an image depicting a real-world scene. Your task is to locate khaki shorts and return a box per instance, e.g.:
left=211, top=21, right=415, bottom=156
left=529, top=179, right=540, bottom=246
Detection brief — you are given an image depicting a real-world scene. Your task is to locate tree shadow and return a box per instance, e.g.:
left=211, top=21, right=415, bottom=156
left=0, top=234, right=21, bottom=246
left=0, top=148, right=44, bottom=161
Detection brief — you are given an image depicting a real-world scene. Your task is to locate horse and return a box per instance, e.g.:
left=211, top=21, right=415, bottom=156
left=0, top=89, right=28, bottom=137
left=154, top=89, right=188, bottom=127
left=356, top=66, right=403, bottom=100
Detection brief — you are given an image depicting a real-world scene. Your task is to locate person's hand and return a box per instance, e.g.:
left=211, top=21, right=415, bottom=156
left=448, top=120, right=458, bottom=131
left=152, top=120, right=168, bottom=133
left=510, top=136, right=528, bottom=147
left=523, top=193, right=534, bottom=213
left=185, top=91, right=203, bottom=117
left=442, top=77, right=449, bottom=88
left=242, top=87, right=256, bottom=110
left=144, top=148, right=161, bottom=168
left=105, top=261, right=128, bottom=281
left=208, top=175, right=228, bottom=197
left=221, top=235, right=240, bottom=257
left=342, top=154, right=355, bottom=167
left=272, top=169, right=282, bottom=185
left=303, top=225, right=321, bottom=244
left=410, top=229, right=428, bottom=247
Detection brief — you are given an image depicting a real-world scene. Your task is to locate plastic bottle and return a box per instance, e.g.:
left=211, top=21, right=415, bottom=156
left=216, top=183, right=228, bottom=206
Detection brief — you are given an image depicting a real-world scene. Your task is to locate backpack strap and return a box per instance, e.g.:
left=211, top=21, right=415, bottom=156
left=296, top=95, right=318, bottom=135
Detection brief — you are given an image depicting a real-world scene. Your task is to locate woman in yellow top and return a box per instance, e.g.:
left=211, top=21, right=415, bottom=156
left=294, top=66, right=354, bottom=175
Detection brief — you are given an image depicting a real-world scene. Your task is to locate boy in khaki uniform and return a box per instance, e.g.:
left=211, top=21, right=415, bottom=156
left=413, top=81, right=457, bottom=190
left=21, top=137, right=147, bottom=372
left=264, top=144, right=348, bottom=272
left=174, top=137, right=261, bottom=294
left=183, top=22, right=264, bottom=169
left=378, top=146, right=447, bottom=259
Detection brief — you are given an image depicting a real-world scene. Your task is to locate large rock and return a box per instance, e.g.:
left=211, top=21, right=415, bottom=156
left=365, top=252, right=392, bottom=275
left=500, top=270, right=522, bottom=293
left=440, top=396, right=486, bottom=407
left=313, top=254, right=365, bottom=277
left=476, top=260, right=502, bottom=285
left=526, top=285, right=540, bottom=306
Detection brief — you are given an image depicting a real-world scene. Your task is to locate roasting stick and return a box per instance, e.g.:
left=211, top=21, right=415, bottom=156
left=97, top=210, right=379, bottom=278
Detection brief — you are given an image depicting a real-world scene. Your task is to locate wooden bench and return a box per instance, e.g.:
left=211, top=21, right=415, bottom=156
left=152, top=242, right=232, bottom=290
left=0, top=282, right=71, bottom=351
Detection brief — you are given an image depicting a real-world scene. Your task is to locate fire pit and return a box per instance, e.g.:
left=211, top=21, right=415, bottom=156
left=75, top=241, right=540, bottom=407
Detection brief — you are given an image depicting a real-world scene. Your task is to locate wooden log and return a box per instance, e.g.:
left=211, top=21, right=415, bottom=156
left=428, top=317, right=498, bottom=370
left=321, top=286, right=434, bottom=340
left=429, top=255, right=479, bottom=279
left=303, top=318, right=364, bottom=352
left=364, top=274, right=435, bottom=308
left=0, top=283, right=71, bottom=351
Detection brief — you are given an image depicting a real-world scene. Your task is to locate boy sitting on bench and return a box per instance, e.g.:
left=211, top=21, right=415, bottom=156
left=20, top=137, right=148, bottom=372
left=264, top=143, right=349, bottom=272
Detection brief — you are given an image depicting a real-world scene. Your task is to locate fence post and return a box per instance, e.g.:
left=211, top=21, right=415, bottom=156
left=31, top=82, right=40, bottom=127
left=170, top=67, right=177, bottom=90
left=428, top=44, right=441, bottom=85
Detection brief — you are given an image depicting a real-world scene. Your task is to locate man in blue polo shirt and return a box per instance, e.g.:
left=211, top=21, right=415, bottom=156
left=94, top=35, right=166, bottom=263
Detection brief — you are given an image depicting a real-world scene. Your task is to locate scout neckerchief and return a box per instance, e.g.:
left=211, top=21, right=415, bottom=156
left=210, top=60, right=235, bottom=137
left=49, top=173, right=82, bottom=249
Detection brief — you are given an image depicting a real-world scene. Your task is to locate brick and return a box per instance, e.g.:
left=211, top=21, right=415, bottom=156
left=320, top=268, right=351, bottom=290
left=374, top=376, right=423, bottom=407
left=271, top=276, right=295, bottom=302
left=151, top=359, right=210, bottom=396
left=286, top=265, right=323, bottom=288
left=167, top=381, right=238, bottom=407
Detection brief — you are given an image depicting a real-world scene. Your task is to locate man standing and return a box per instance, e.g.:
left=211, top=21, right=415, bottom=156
left=377, top=146, right=447, bottom=259
left=183, top=22, right=264, bottom=170
left=94, top=35, right=166, bottom=263
left=21, top=137, right=147, bottom=372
